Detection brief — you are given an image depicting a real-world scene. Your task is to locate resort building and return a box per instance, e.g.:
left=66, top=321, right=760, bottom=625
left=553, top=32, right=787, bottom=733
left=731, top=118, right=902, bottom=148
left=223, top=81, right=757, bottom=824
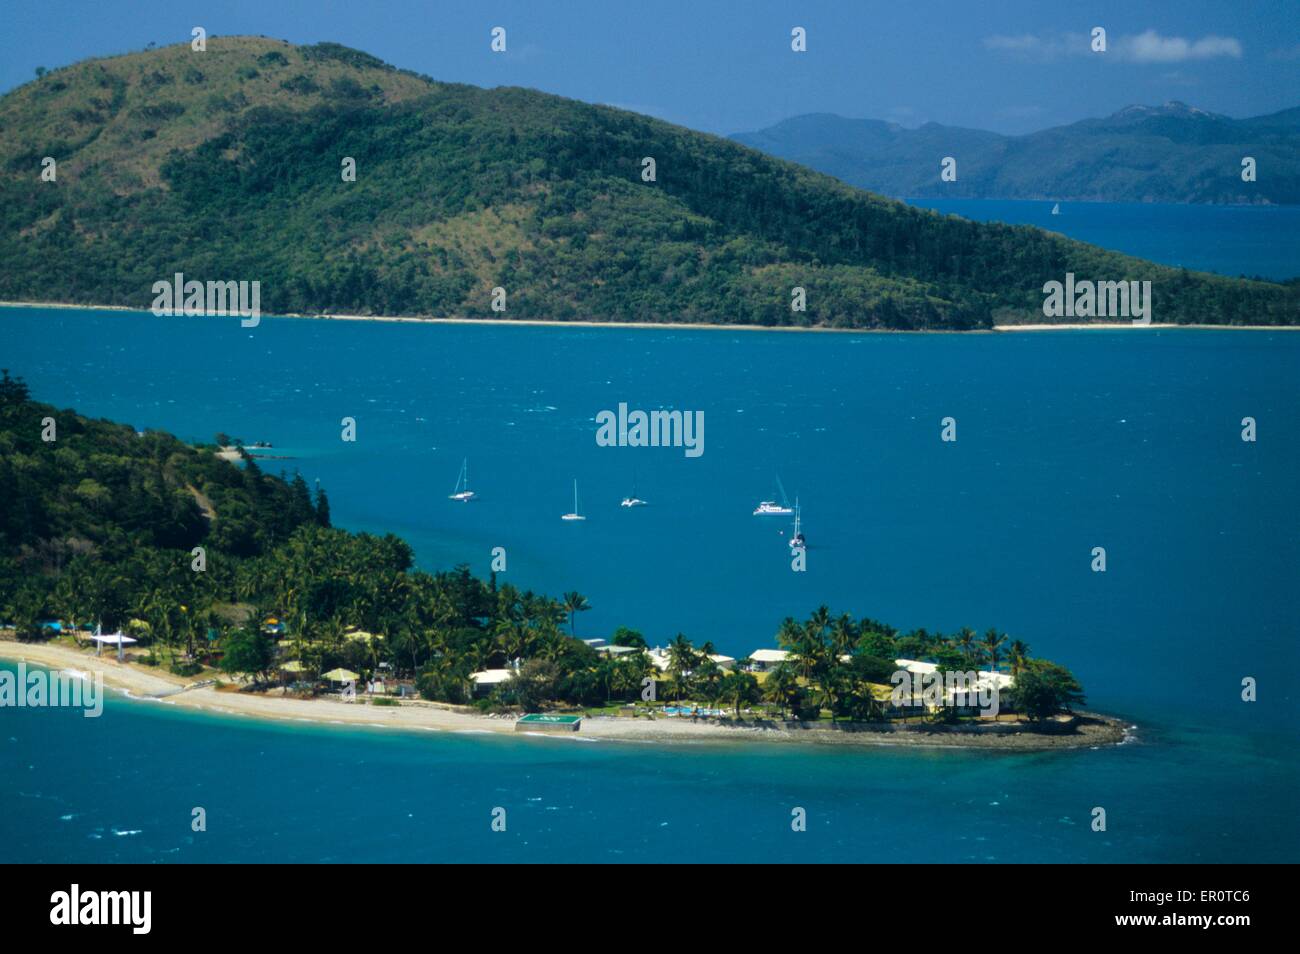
left=894, top=658, right=939, bottom=675
left=469, top=669, right=516, bottom=695
left=747, top=649, right=790, bottom=672
left=593, top=644, right=642, bottom=657
left=643, top=648, right=735, bottom=673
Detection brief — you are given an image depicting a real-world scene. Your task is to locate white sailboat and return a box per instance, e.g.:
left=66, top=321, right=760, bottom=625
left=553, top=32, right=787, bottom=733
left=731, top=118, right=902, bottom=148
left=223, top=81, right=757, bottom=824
left=1051, top=203, right=1061, bottom=216
left=788, top=498, right=805, bottom=548
left=621, top=471, right=647, bottom=508
left=754, top=475, right=794, bottom=515
left=561, top=479, right=586, bottom=521
left=448, top=458, right=476, bottom=502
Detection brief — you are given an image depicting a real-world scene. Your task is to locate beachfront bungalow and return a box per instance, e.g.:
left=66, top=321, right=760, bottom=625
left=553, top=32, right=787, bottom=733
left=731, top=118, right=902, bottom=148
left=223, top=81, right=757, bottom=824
left=594, top=644, right=641, bottom=657
left=642, top=648, right=733, bottom=673
left=894, top=658, right=939, bottom=675
left=890, top=661, right=1016, bottom=714
left=747, top=649, right=789, bottom=673
left=978, top=671, right=1015, bottom=691
left=469, top=669, right=515, bottom=695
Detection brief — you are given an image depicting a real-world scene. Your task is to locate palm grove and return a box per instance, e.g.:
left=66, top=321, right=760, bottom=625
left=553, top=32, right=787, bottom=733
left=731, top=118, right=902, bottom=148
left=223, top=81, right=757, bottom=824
left=0, top=373, right=1082, bottom=722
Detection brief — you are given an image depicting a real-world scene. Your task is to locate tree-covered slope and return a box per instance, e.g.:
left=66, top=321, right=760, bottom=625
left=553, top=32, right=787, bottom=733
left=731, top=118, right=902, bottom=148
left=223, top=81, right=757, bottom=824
left=1, top=39, right=1294, bottom=328
left=0, top=370, right=327, bottom=562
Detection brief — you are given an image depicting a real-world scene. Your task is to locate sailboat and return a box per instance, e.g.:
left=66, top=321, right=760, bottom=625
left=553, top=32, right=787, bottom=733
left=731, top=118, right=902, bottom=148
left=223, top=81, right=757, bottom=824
left=561, top=479, right=586, bottom=521
left=788, top=498, right=805, bottom=548
left=1051, top=203, right=1061, bottom=216
left=448, top=458, right=476, bottom=502
left=621, top=471, right=647, bottom=508
left=754, top=475, right=794, bottom=515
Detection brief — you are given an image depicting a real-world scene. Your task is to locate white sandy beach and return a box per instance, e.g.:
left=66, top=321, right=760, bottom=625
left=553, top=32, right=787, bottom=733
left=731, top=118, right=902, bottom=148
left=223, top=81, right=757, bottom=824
left=1, top=300, right=1293, bottom=334
left=1, top=641, right=1127, bottom=749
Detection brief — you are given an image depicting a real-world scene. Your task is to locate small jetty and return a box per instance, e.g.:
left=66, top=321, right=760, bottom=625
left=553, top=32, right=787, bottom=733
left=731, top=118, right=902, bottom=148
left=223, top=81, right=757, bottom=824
left=515, top=713, right=582, bottom=733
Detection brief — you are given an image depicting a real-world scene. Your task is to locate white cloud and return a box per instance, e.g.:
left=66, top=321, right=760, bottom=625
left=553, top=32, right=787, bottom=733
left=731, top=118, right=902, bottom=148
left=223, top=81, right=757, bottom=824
left=1114, top=30, right=1242, bottom=63
left=982, top=33, right=1087, bottom=61
left=984, top=30, right=1242, bottom=64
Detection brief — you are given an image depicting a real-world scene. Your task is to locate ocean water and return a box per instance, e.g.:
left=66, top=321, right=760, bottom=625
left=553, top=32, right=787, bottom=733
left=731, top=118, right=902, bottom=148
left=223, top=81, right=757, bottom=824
left=907, top=199, right=1300, bottom=281
left=1, top=306, right=1297, bottom=862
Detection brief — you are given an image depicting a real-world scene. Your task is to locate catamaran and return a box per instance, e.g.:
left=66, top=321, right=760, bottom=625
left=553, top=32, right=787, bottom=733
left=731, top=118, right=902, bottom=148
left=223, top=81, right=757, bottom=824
left=788, top=498, right=805, bottom=548
left=561, top=479, right=586, bottom=521
left=621, top=472, right=647, bottom=508
left=754, top=475, right=794, bottom=515
left=449, top=458, right=476, bottom=502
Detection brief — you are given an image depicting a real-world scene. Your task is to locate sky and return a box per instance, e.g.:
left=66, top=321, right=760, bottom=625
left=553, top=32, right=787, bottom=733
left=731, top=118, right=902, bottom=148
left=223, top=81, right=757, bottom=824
left=1, top=0, right=1297, bottom=135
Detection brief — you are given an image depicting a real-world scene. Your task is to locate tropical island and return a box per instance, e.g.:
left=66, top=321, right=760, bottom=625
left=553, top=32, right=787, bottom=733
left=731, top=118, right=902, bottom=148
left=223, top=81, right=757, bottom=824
left=0, top=37, right=1295, bottom=331
left=0, top=372, right=1124, bottom=748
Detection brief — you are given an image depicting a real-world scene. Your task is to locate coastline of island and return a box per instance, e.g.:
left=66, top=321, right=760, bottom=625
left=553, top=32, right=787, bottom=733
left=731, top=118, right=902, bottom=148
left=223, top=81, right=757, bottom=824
left=0, top=371, right=1127, bottom=754
left=0, top=641, right=1131, bottom=751
left=1, top=301, right=1296, bottom=334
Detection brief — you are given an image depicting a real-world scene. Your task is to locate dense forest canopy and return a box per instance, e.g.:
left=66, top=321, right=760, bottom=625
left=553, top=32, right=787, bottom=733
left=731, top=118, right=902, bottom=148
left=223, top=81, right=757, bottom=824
left=0, top=37, right=1294, bottom=329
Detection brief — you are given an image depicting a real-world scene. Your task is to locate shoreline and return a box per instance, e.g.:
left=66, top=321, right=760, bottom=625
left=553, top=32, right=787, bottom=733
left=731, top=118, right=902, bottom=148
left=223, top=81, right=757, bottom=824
left=1, top=641, right=1131, bottom=751
left=1, top=300, right=1294, bottom=334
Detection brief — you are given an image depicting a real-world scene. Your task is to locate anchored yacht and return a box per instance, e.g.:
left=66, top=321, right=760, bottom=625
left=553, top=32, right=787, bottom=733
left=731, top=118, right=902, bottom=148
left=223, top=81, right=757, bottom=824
left=754, top=475, right=794, bottom=515
left=561, top=479, right=586, bottom=521
left=788, top=498, right=805, bottom=548
left=621, top=473, right=647, bottom=508
left=448, top=458, right=476, bottom=502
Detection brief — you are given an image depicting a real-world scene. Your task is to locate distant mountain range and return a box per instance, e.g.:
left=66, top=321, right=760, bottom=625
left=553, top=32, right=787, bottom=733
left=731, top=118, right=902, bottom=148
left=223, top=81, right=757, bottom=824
left=732, top=102, right=1300, bottom=205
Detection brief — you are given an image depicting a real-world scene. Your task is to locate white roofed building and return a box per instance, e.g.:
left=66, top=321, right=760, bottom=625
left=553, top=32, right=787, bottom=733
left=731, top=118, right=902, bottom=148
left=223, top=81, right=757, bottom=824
left=894, top=659, right=939, bottom=675
left=469, top=669, right=515, bottom=695
left=747, top=649, right=790, bottom=672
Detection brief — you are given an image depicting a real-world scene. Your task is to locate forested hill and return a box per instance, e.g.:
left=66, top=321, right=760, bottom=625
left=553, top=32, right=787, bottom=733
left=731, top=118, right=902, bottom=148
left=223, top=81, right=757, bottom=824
left=0, top=370, right=329, bottom=563
left=0, top=37, right=1294, bottom=329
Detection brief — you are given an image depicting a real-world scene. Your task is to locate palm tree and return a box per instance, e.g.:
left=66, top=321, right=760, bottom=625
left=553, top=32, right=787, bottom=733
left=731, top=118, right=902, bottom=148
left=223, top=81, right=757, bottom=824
left=695, top=657, right=724, bottom=708
left=561, top=591, right=590, bottom=636
left=610, top=654, right=652, bottom=702
left=956, top=627, right=977, bottom=664
left=981, top=629, right=1006, bottom=671
left=808, top=605, right=832, bottom=642
left=830, top=613, right=857, bottom=661
left=763, top=663, right=798, bottom=720
left=666, top=633, right=698, bottom=702
left=1008, top=639, right=1030, bottom=677
left=815, top=665, right=849, bottom=723
left=722, top=671, right=760, bottom=720
left=777, top=617, right=817, bottom=682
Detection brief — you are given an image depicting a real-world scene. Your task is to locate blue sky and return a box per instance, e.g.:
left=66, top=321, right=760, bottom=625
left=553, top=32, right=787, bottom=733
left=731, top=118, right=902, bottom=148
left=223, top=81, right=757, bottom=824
left=2, top=0, right=1296, bottom=134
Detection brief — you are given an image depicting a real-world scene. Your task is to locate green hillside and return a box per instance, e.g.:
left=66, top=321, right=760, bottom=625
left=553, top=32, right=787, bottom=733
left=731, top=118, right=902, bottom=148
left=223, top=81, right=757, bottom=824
left=0, top=37, right=1294, bottom=329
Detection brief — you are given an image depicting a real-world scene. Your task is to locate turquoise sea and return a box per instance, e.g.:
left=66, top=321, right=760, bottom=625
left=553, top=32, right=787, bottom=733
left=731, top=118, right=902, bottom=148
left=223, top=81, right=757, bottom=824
left=908, top=199, right=1300, bottom=281
left=1, top=299, right=1298, bottom=862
